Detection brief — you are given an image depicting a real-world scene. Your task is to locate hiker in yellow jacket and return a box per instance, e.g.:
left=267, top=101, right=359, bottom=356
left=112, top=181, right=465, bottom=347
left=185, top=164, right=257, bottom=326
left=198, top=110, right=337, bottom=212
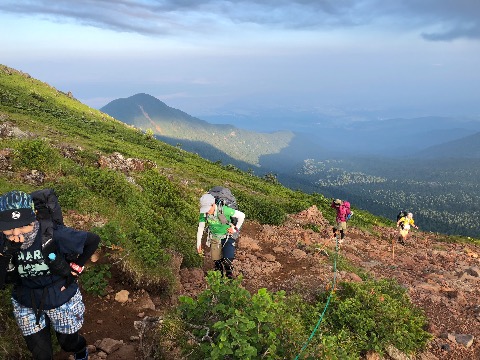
left=396, top=212, right=418, bottom=245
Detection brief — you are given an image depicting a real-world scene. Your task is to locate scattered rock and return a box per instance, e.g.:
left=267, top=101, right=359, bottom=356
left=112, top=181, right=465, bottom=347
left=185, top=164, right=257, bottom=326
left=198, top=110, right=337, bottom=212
left=455, top=334, right=474, bottom=348
left=440, top=343, right=451, bottom=352
left=95, top=338, right=124, bottom=354
left=98, top=152, right=156, bottom=174
left=385, top=344, right=410, bottom=360
left=115, top=290, right=130, bottom=303
left=466, top=267, right=480, bottom=277
left=365, top=350, right=381, bottom=359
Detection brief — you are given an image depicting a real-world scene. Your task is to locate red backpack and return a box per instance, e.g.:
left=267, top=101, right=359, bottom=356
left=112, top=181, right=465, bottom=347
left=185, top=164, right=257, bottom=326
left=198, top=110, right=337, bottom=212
left=343, top=201, right=353, bottom=221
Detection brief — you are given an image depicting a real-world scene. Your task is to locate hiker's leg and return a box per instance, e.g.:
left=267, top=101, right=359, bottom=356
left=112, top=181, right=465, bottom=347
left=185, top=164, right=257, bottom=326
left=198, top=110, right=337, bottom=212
left=336, top=222, right=346, bottom=243
left=24, top=326, right=53, bottom=360
left=214, top=260, right=224, bottom=275
left=223, top=258, right=234, bottom=278
left=13, top=297, right=52, bottom=359
left=221, top=237, right=236, bottom=259
left=210, top=238, right=223, bottom=274
left=56, top=331, right=87, bottom=356
left=47, top=289, right=86, bottom=357
left=221, top=237, right=236, bottom=278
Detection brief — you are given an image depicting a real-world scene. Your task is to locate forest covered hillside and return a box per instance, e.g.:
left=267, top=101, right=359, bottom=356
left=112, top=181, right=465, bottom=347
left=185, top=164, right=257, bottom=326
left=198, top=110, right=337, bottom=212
left=100, top=93, right=294, bottom=166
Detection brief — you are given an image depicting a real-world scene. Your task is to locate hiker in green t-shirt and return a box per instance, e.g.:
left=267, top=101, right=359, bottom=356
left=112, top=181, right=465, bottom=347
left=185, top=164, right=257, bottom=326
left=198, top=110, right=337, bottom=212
left=196, top=193, right=245, bottom=278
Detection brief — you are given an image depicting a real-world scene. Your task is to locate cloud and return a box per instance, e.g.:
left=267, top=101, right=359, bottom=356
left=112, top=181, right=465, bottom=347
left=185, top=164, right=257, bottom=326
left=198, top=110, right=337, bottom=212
left=0, top=0, right=367, bottom=35
left=387, top=0, right=480, bottom=41
left=422, top=23, right=480, bottom=41
left=1, top=0, right=479, bottom=41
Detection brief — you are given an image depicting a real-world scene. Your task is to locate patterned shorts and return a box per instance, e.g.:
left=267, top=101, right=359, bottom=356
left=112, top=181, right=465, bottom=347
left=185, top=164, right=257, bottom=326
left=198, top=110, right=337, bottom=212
left=12, top=289, right=85, bottom=336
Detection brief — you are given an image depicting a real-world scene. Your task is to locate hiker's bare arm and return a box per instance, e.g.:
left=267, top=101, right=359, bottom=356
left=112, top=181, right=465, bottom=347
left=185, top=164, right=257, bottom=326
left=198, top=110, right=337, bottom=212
left=233, top=210, right=245, bottom=230
left=196, top=222, right=206, bottom=253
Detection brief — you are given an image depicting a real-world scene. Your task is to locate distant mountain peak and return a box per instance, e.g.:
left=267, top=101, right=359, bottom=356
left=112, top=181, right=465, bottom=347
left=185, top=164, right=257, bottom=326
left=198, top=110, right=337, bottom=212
left=100, top=93, right=294, bottom=165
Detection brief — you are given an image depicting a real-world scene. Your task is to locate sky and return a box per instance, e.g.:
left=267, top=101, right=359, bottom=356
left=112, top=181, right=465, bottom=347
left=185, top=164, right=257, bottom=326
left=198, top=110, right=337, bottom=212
left=1, top=0, right=480, bottom=122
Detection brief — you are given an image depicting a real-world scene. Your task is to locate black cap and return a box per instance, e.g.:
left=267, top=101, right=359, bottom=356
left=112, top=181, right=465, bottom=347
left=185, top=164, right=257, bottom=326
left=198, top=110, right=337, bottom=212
left=0, top=191, right=36, bottom=231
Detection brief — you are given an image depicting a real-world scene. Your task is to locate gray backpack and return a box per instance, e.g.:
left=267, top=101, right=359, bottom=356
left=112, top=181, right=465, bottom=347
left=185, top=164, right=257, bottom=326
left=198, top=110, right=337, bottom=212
left=208, top=186, right=238, bottom=225
left=208, top=186, right=238, bottom=210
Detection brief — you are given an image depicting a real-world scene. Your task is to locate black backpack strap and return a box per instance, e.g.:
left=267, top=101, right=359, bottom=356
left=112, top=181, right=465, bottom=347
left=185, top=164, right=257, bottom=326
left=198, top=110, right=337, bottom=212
left=39, top=222, right=75, bottom=282
left=39, top=219, right=55, bottom=251
left=31, top=287, right=48, bottom=326
left=30, top=277, right=68, bottom=325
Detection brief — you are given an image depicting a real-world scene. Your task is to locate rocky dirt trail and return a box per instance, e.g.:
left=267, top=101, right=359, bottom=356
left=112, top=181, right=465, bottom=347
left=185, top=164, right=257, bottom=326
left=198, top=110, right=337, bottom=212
left=57, top=206, right=480, bottom=359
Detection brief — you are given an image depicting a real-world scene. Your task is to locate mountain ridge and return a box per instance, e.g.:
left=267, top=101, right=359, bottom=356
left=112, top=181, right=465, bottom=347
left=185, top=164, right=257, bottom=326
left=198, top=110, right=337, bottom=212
left=200, top=111, right=480, bottom=157
left=416, top=131, right=480, bottom=158
left=100, top=93, right=295, bottom=166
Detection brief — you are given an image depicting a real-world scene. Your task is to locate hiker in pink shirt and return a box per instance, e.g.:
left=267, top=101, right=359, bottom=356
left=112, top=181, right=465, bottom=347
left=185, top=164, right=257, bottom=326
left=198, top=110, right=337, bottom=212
left=331, top=199, right=352, bottom=244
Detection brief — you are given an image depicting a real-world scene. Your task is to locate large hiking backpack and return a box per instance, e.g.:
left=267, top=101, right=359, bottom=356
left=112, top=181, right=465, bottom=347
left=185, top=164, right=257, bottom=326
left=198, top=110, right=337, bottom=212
left=30, top=188, right=64, bottom=250
left=208, top=186, right=238, bottom=210
left=396, top=210, right=408, bottom=222
left=30, top=189, right=73, bottom=278
left=396, top=210, right=408, bottom=229
left=208, top=186, right=238, bottom=226
left=31, top=188, right=64, bottom=228
left=343, top=201, right=353, bottom=221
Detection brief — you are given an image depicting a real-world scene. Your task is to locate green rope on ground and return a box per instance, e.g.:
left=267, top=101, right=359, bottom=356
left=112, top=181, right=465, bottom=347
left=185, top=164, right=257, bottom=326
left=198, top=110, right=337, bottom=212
left=294, top=236, right=340, bottom=360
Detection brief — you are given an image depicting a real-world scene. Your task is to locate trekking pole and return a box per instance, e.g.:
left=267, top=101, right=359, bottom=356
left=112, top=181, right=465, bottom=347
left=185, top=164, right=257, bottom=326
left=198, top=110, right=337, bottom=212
left=392, top=237, right=395, bottom=261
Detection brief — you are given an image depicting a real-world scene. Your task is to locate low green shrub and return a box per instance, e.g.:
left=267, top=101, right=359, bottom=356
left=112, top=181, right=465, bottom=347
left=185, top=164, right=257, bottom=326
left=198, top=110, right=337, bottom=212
left=53, top=177, right=91, bottom=210
left=323, top=279, right=432, bottom=356
left=131, top=228, right=172, bottom=267
left=238, top=195, right=286, bottom=225
left=173, top=273, right=431, bottom=359
left=82, top=167, right=136, bottom=205
left=13, top=139, right=59, bottom=170
left=178, top=271, right=309, bottom=359
left=92, top=221, right=127, bottom=249
left=80, top=264, right=112, bottom=296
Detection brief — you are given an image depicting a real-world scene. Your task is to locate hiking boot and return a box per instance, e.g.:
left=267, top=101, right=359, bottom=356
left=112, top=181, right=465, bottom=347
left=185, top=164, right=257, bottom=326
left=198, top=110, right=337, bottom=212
left=74, top=348, right=88, bottom=360
left=397, top=238, right=406, bottom=246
